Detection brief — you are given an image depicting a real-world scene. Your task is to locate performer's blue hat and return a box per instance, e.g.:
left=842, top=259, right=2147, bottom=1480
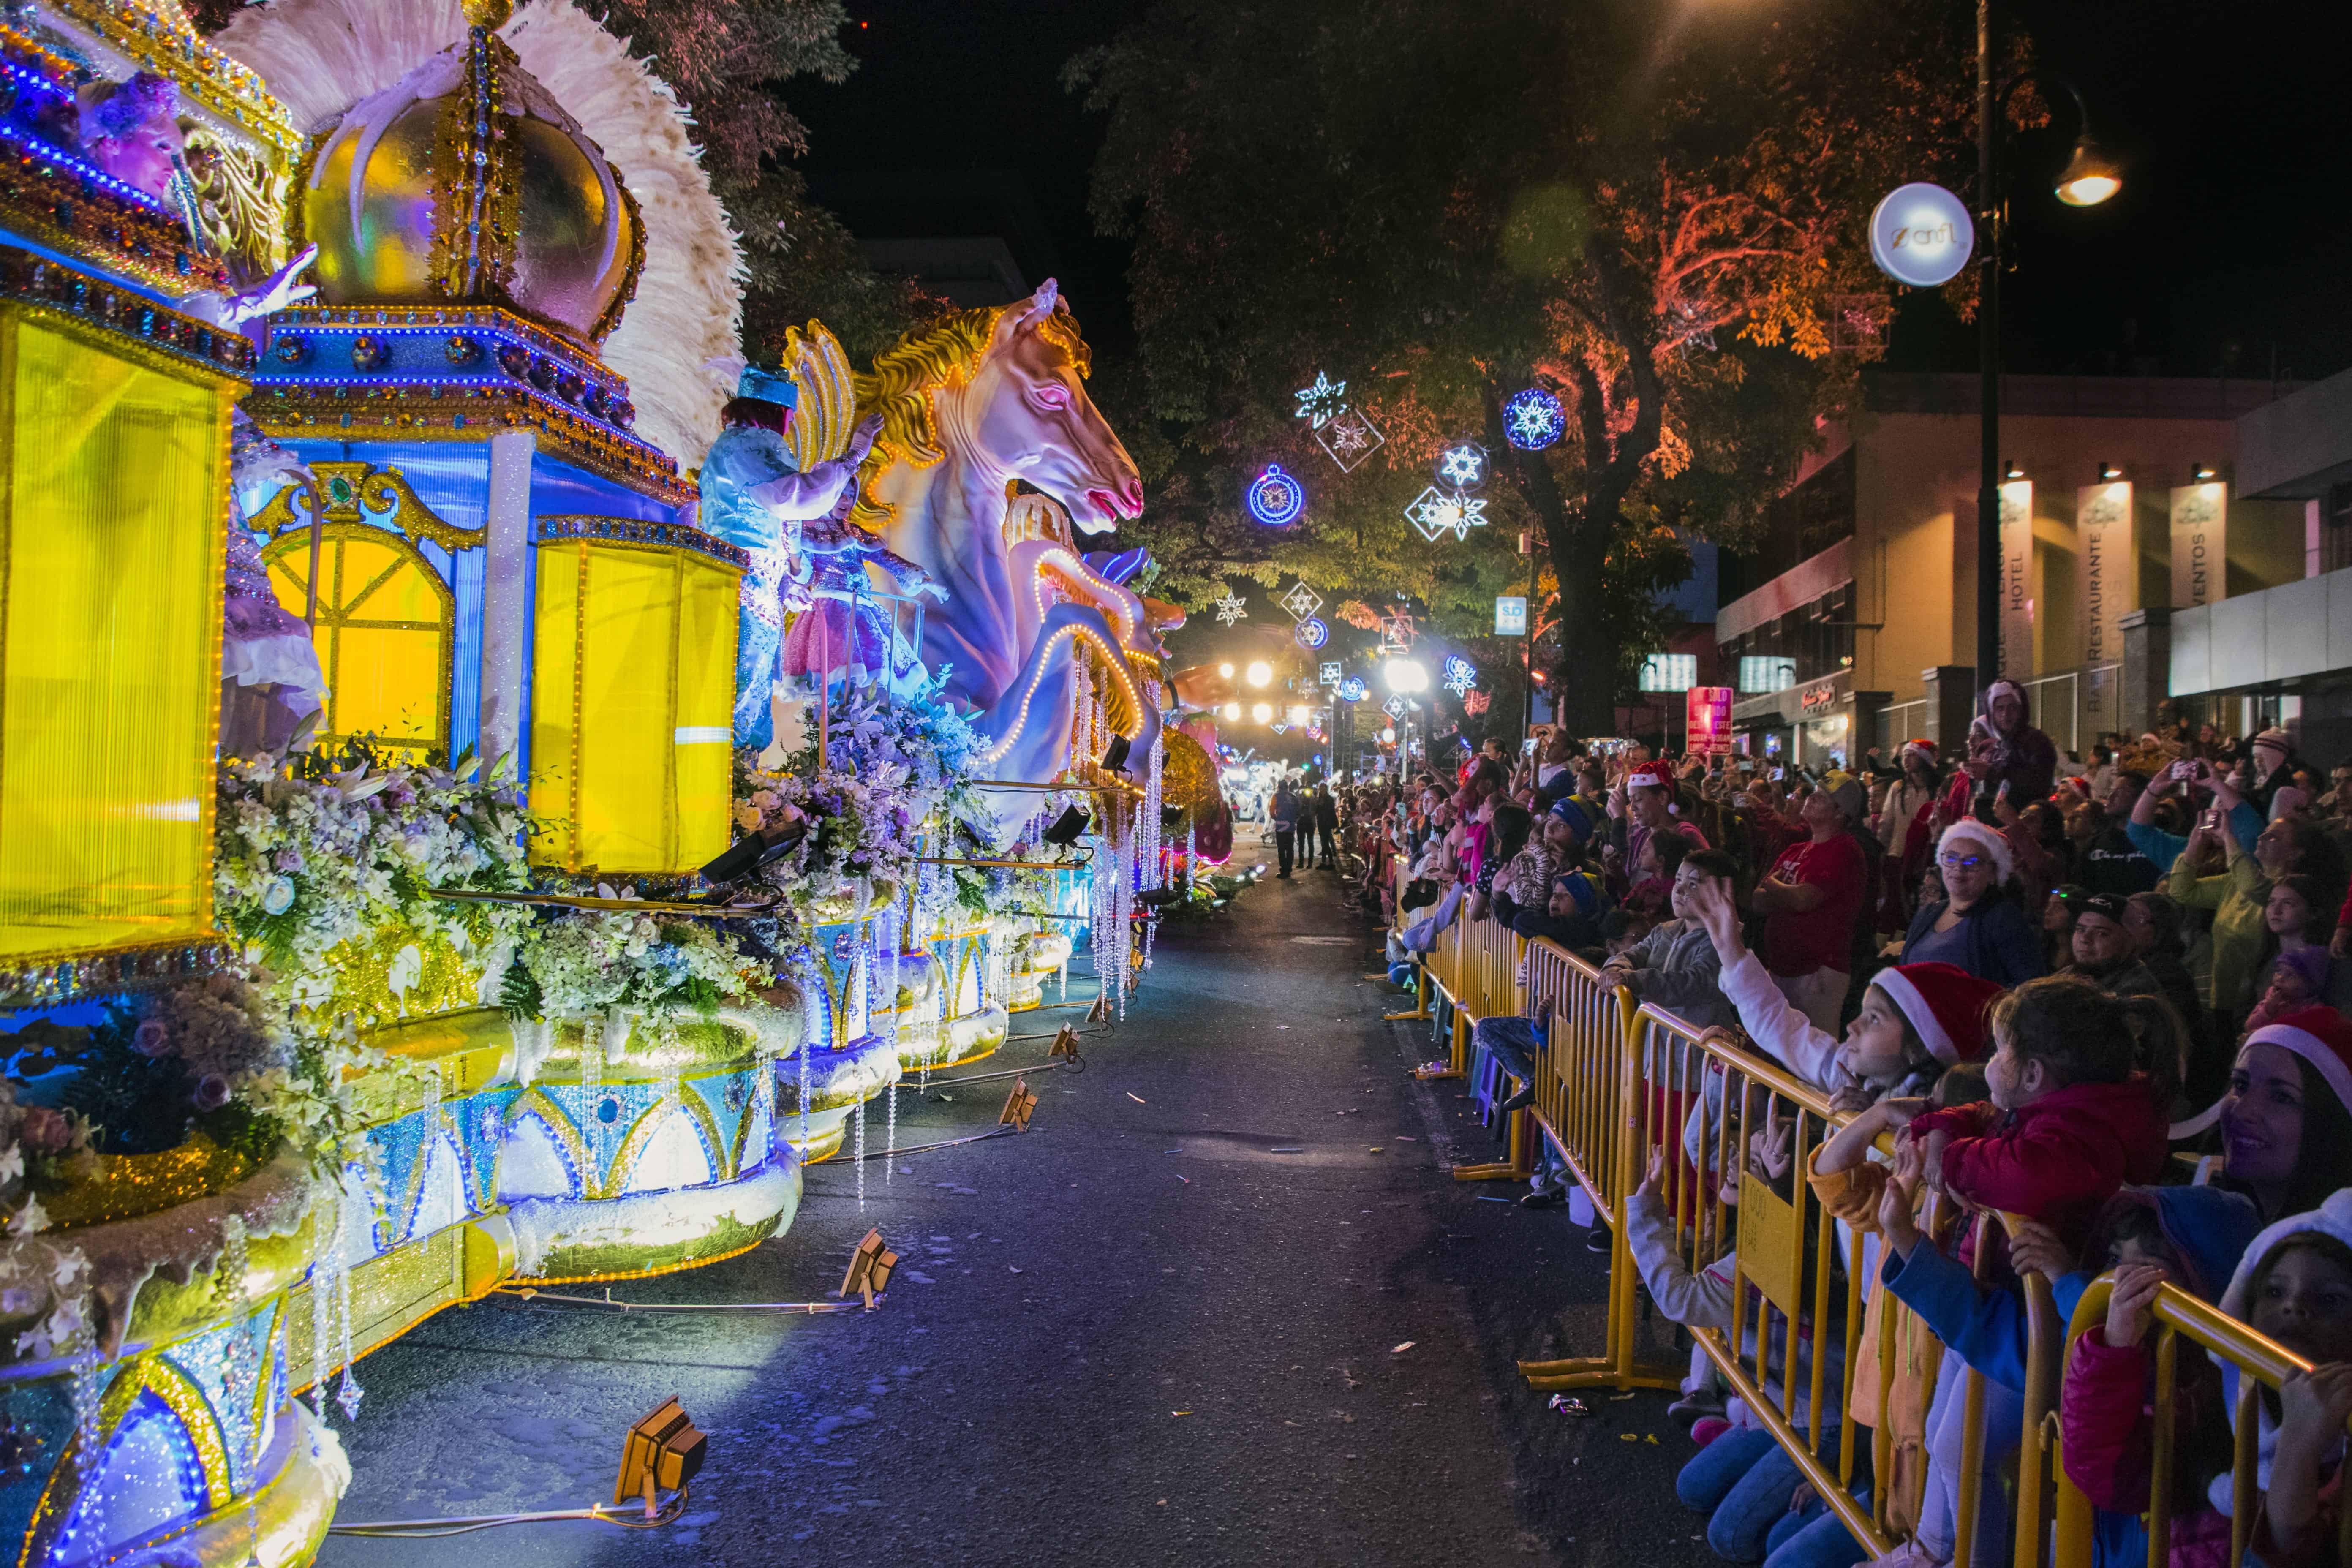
left=737, top=365, right=798, bottom=407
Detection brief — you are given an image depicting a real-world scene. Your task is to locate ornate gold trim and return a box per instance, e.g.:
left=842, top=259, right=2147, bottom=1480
left=252, top=460, right=483, bottom=554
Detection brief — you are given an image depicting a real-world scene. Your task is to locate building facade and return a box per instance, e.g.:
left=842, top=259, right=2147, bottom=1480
left=1710, top=372, right=2301, bottom=770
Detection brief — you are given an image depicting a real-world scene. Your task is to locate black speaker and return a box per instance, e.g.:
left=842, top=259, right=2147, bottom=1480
left=1102, top=735, right=1131, bottom=773
left=697, top=819, right=806, bottom=885
left=1041, top=806, right=1091, bottom=847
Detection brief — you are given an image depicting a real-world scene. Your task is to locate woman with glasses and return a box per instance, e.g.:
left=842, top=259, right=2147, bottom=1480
left=1900, top=819, right=2047, bottom=985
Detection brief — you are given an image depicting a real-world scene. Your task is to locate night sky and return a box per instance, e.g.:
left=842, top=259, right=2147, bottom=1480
left=791, top=0, right=2352, bottom=383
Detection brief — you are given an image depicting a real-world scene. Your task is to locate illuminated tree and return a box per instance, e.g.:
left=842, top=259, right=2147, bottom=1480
left=1071, top=0, right=2020, bottom=732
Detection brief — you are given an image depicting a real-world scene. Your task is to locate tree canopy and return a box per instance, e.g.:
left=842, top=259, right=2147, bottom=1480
left=1071, top=0, right=2012, bottom=732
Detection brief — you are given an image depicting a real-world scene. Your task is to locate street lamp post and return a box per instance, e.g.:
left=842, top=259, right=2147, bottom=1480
left=1973, top=5, right=2121, bottom=696
left=1974, top=0, right=2000, bottom=699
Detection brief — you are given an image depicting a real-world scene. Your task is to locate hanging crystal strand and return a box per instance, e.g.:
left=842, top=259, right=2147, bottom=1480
left=853, top=1096, right=866, bottom=1209
left=333, top=1214, right=362, bottom=1422
left=581, top=1010, right=607, bottom=1189
left=309, top=1191, right=334, bottom=1418
left=71, top=1312, right=102, bottom=1486
left=422, top=1055, right=443, bottom=1142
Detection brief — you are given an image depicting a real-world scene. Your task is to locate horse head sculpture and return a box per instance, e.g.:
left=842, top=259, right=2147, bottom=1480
left=854, top=283, right=1159, bottom=829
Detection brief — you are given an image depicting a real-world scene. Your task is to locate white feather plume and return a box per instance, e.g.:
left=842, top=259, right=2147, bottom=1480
left=213, top=0, right=744, bottom=468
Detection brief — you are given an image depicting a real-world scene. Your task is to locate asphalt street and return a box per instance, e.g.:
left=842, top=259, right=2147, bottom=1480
left=314, top=844, right=1717, bottom=1568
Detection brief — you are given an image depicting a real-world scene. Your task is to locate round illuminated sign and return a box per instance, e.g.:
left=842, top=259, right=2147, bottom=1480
left=1339, top=677, right=1368, bottom=702
left=1245, top=463, right=1306, bottom=527
left=1868, top=182, right=1974, bottom=289
left=1293, top=617, right=1329, bottom=650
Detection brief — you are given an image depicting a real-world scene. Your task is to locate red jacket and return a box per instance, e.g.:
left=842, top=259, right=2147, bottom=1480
left=1911, top=1076, right=2170, bottom=1250
left=2060, top=1325, right=2234, bottom=1568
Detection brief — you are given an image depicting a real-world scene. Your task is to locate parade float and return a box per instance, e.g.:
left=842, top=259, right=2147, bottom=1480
left=0, top=0, right=1174, bottom=1557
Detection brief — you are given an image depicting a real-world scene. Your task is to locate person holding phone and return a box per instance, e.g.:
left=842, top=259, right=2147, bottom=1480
left=1938, top=680, right=2058, bottom=828
left=2170, top=799, right=2347, bottom=1027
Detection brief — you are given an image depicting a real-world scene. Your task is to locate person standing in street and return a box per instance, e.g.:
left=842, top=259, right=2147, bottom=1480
left=1271, top=779, right=1303, bottom=878
left=1313, top=785, right=1339, bottom=868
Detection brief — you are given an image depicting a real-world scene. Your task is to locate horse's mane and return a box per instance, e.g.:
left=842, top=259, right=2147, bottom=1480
left=848, top=297, right=1094, bottom=532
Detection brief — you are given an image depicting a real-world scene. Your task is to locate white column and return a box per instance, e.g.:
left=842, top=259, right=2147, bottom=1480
left=479, top=430, right=535, bottom=770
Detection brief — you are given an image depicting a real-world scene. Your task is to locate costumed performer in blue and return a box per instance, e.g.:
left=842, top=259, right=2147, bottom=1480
left=698, top=362, right=881, bottom=748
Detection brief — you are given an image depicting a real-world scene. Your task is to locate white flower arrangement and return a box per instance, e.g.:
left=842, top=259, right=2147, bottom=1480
left=214, top=753, right=536, bottom=1017
left=506, top=908, right=765, bottom=1023
left=732, top=675, right=997, bottom=923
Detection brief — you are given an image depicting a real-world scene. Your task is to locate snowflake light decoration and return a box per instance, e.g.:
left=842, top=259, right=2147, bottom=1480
left=1503, top=387, right=1566, bottom=451
left=1436, top=442, right=1489, bottom=487
left=1315, top=407, right=1387, bottom=473
left=1443, top=655, right=1478, bottom=697
left=1465, top=689, right=1492, bottom=715
left=1404, top=485, right=1489, bottom=544
left=1339, top=677, right=1369, bottom=702
left=1382, top=696, right=1408, bottom=720
left=1270, top=723, right=1289, bottom=735
left=1245, top=463, right=1307, bottom=527
left=1294, top=616, right=1330, bottom=651
left=1212, top=587, right=1249, bottom=627
left=1278, top=581, right=1324, bottom=623
left=1293, top=370, right=1349, bottom=428
left=1319, top=660, right=1342, bottom=687
left=1377, top=604, right=1416, bottom=652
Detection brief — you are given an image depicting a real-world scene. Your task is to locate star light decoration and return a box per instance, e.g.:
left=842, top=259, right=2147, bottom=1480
left=1503, top=387, right=1566, bottom=451
left=1294, top=616, right=1330, bottom=651
left=1245, top=463, right=1307, bottom=527
left=1270, top=723, right=1289, bottom=735
left=1382, top=696, right=1408, bottom=720
left=1377, top=604, right=1416, bottom=652
left=1319, top=660, right=1343, bottom=687
left=1314, top=406, right=1386, bottom=472
left=1443, top=655, right=1478, bottom=697
left=1293, top=370, right=1349, bottom=428
left=1435, top=442, right=1489, bottom=488
left=1278, top=580, right=1324, bottom=623
left=1405, top=485, right=1489, bottom=544
left=1211, top=587, right=1249, bottom=627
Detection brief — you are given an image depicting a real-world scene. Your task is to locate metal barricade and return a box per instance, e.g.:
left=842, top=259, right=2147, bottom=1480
left=1510, top=942, right=1680, bottom=1391
left=2039, top=1275, right=2352, bottom=1568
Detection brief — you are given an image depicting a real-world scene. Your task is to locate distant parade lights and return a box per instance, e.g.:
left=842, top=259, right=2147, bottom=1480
left=1245, top=661, right=1272, bottom=688
left=1383, top=657, right=1429, bottom=694
left=1252, top=702, right=1274, bottom=723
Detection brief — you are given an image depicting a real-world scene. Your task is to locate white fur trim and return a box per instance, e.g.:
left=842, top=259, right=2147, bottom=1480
left=1936, top=818, right=2013, bottom=885
left=1870, top=966, right=1955, bottom=1065
left=215, top=0, right=744, bottom=468
left=2245, top=1022, right=2352, bottom=1127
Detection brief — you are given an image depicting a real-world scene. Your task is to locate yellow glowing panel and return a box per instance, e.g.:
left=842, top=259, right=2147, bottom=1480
left=530, top=537, right=739, bottom=874
left=0, top=308, right=232, bottom=960
left=264, top=523, right=451, bottom=755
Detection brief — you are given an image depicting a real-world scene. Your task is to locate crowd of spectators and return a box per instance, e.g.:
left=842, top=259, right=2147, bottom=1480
left=1336, top=692, right=2352, bottom=1568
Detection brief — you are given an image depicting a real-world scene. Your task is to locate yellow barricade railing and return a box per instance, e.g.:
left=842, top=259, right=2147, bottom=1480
left=2033, top=1274, right=2352, bottom=1568
left=1438, top=939, right=2352, bottom=1568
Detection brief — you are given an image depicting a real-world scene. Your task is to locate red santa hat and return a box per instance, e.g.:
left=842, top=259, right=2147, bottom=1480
left=2245, top=1005, right=2352, bottom=1122
left=1899, top=738, right=1937, bottom=772
left=1625, top=762, right=1676, bottom=793
left=1870, top=962, right=2005, bottom=1064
